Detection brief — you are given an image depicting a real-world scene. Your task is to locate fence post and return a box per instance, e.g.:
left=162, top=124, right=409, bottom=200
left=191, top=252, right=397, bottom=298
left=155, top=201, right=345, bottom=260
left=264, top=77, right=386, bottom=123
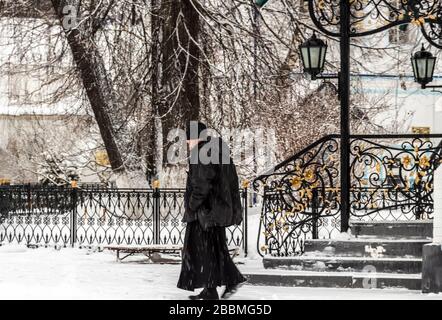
left=153, top=180, right=161, bottom=245
left=27, top=183, right=31, bottom=213
left=70, top=185, right=78, bottom=248
left=262, top=186, right=269, bottom=256
left=312, top=188, right=319, bottom=240
left=416, top=183, right=423, bottom=220
left=242, top=186, right=248, bottom=257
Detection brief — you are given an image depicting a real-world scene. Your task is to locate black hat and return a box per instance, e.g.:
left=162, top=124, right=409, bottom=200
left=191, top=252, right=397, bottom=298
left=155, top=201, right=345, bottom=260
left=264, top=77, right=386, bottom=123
left=186, top=121, right=208, bottom=141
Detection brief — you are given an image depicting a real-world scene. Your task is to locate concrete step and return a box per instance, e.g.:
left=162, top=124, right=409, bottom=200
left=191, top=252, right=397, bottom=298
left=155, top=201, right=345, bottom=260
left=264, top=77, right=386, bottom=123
left=244, top=269, right=422, bottom=290
left=350, top=220, right=433, bottom=239
left=263, top=256, right=422, bottom=274
left=304, top=239, right=431, bottom=258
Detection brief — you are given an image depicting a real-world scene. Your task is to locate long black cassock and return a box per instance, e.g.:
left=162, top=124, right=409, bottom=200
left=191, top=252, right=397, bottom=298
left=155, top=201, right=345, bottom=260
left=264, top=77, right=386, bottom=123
left=177, top=221, right=246, bottom=291
left=177, top=137, right=246, bottom=291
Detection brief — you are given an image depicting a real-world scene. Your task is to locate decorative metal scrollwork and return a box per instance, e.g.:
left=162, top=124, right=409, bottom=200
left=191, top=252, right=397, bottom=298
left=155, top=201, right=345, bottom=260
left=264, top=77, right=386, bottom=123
left=350, top=136, right=442, bottom=220
left=308, top=0, right=442, bottom=39
left=254, top=135, right=341, bottom=256
left=255, top=134, right=442, bottom=257
left=421, top=20, right=442, bottom=48
left=0, top=187, right=248, bottom=250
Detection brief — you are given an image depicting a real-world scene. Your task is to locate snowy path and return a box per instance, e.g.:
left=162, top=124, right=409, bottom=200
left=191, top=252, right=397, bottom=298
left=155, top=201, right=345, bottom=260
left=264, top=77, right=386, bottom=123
left=0, top=245, right=441, bottom=300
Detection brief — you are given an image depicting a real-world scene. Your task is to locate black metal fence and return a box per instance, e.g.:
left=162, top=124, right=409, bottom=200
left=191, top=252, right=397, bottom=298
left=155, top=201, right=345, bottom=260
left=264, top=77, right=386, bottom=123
left=0, top=186, right=248, bottom=255
left=255, top=134, right=442, bottom=257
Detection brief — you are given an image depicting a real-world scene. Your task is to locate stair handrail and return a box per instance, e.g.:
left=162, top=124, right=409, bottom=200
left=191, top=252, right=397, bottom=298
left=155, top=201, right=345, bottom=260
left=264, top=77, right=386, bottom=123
left=253, top=134, right=341, bottom=191
left=253, top=133, right=442, bottom=190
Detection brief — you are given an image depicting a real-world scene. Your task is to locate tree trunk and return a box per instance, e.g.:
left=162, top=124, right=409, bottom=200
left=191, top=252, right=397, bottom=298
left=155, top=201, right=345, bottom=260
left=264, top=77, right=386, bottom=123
left=179, top=0, right=201, bottom=122
left=50, top=0, right=124, bottom=173
left=147, top=0, right=161, bottom=181
left=159, top=0, right=201, bottom=162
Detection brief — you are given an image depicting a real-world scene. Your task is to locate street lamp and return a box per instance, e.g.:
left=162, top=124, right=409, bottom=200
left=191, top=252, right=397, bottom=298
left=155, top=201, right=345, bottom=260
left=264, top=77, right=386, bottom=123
left=255, top=0, right=269, bottom=8
left=298, top=0, right=442, bottom=233
left=411, top=44, right=439, bottom=89
left=299, top=33, right=328, bottom=80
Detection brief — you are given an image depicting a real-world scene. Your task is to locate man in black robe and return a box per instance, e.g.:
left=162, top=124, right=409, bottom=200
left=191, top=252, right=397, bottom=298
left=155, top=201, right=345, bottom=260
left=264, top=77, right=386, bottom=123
left=177, top=122, right=247, bottom=300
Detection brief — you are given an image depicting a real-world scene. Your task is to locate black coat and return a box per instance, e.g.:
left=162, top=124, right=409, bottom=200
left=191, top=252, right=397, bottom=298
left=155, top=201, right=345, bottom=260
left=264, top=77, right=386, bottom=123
left=182, top=137, right=243, bottom=229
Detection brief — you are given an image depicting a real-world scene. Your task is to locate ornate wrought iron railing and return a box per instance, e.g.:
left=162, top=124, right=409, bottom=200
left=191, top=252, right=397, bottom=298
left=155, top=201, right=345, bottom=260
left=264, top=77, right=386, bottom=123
left=254, top=134, right=442, bottom=257
left=0, top=186, right=249, bottom=255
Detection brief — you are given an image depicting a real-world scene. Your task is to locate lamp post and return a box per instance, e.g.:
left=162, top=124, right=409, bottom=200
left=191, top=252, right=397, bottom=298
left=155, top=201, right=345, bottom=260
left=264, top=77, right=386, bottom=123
left=302, top=0, right=442, bottom=233
left=301, top=0, right=351, bottom=232
left=299, top=31, right=350, bottom=231
left=339, top=0, right=351, bottom=233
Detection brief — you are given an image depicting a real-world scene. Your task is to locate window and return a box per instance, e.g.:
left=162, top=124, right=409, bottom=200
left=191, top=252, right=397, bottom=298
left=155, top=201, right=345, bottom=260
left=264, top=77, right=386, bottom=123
left=8, top=67, right=29, bottom=105
left=388, top=0, right=409, bottom=44
left=389, top=24, right=409, bottom=44
left=300, top=0, right=308, bottom=13
left=8, top=65, right=44, bottom=105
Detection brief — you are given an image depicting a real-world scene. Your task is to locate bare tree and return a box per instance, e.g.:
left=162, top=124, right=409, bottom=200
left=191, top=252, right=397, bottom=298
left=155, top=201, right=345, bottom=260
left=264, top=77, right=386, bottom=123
left=0, top=0, right=416, bottom=186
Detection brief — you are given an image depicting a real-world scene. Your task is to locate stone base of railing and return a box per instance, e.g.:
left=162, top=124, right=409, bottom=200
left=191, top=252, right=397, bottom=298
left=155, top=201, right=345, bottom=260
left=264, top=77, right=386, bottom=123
left=422, top=243, right=442, bottom=293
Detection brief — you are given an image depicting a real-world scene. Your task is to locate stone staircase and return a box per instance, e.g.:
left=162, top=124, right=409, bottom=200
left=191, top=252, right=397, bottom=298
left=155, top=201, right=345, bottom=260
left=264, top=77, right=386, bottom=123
left=244, top=220, right=433, bottom=290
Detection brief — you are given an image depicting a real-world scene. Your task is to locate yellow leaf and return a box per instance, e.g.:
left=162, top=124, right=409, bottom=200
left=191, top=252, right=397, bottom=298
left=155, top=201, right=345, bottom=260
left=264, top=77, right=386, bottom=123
left=419, top=155, right=430, bottom=168
left=304, top=169, right=315, bottom=181
left=299, top=189, right=305, bottom=199
left=291, top=176, right=302, bottom=188
left=402, top=155, right=411, bottom=167
left=375, top=163, right=381, bottom=173
left=152, top=180, right=160, bottom=189
left=95, top=150, right=110, bottom=166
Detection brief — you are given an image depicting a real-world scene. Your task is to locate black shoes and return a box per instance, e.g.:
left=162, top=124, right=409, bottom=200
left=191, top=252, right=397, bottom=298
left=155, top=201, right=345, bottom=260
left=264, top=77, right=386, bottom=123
left=189, top=288, right=219, bottom=300
left=221, top=282, right=244, bottom=299
left=188, top=283, right=245, bottom=300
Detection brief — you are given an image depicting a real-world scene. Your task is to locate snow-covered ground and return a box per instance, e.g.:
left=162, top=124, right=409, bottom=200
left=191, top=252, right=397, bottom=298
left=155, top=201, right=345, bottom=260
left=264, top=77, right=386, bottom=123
left=0, top=245, right=441, bottom=300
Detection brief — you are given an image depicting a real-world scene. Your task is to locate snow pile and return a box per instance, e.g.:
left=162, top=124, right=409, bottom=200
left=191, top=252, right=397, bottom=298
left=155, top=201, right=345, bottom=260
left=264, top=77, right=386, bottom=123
left=333, top=231, right=354, bottom=241
left=245, top=206, right=264, bottom=260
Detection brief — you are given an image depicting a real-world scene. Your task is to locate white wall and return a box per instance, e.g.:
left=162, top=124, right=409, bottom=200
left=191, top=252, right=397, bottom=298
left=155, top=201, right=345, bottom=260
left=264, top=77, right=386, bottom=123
left=433, top=167, right=442, bottom=243
left=358, top=75, right=442, bottom=133
left=0, top=17, right=101, bottom=184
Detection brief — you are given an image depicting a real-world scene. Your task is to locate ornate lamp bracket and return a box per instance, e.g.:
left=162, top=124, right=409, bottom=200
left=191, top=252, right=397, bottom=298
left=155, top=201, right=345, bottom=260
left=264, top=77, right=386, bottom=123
left=307, top=0, right=442, bottom=43
left=421, top=21, right=442, bottom=49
